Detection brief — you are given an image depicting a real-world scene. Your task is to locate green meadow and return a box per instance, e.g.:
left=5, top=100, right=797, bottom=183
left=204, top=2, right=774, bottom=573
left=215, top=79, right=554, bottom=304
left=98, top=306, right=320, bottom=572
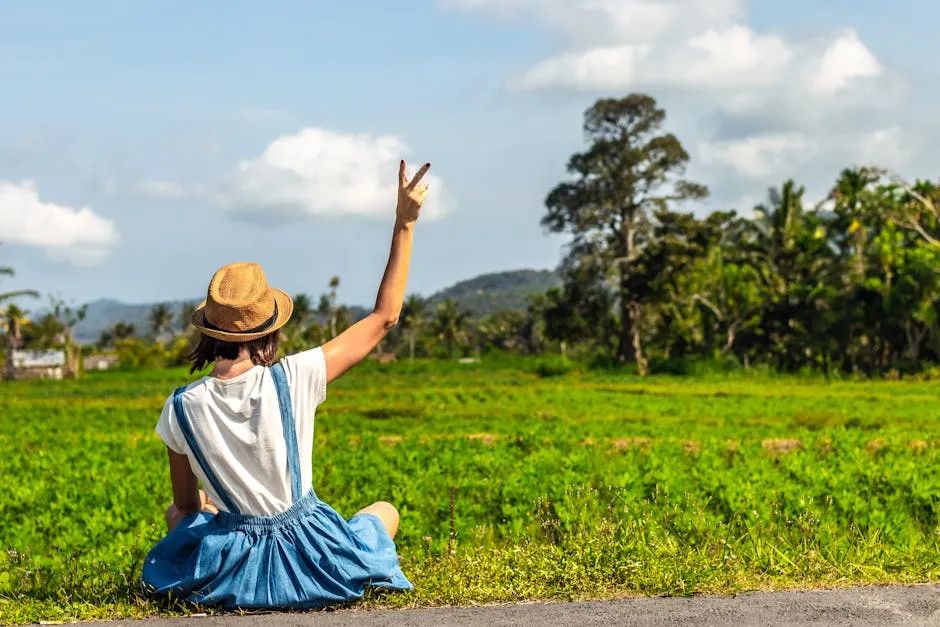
left=1, top=357, right=939, bottom=623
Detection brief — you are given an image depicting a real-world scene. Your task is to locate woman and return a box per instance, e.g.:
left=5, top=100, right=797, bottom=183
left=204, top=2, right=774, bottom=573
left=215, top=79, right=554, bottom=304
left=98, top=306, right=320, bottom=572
left=142, top=160, right=430, bottom=609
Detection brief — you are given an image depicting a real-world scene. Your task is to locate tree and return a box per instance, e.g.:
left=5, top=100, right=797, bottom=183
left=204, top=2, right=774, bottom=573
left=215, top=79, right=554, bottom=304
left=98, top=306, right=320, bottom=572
left=476, top=309, right=527, bottom=353
left=432, top=298, right=470, bottom=358
left=48, top=298, right=87, bottom=378
left=543, top=94, right=707, bottom=373
left=292, top=293, right=313, bottom=328
left=0, top=255, right=39, bottom=380
left=399, top=294, right=427, bottom=361
left=327, top=276, right=340, bottom=338
left=685, top=246, right=765, bottom=360
left=98, top=321, right=136, bottom=350
left=888, top=175, right=940, bottom=249
left=279, top=293, right=315, bottom=353
left=315, top=277, right=342, bottom=339
left=828, top=167, right=883, bottom=284
left=742, top=181, right=841, bottom=371
left=0, top=278, right=39, bottom=307
left=630, top=210, right=738, bottom=362
left=2, top=304, right=31, bottom=380
left=148, top=303, right=173, bottom=340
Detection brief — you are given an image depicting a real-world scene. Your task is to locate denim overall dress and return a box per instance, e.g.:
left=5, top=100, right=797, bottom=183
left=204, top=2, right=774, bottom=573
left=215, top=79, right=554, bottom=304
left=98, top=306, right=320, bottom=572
left=141, top=362, right=413, bottom=608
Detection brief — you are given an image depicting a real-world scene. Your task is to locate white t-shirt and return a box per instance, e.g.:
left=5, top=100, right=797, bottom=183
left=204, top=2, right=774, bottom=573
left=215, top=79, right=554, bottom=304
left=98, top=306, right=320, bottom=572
left=155, top=347, right=327, bottom=516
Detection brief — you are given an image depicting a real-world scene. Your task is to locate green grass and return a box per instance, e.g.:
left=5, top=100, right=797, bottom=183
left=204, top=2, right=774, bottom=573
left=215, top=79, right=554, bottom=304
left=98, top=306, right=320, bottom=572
left=1, top=357, right=938, bottom=623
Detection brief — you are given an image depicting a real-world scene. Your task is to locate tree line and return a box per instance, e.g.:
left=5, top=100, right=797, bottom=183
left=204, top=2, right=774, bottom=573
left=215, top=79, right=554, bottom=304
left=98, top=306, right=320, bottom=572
left=4, top=92, right=940, bottom=377
left=537, top=94, right=940, bottom=376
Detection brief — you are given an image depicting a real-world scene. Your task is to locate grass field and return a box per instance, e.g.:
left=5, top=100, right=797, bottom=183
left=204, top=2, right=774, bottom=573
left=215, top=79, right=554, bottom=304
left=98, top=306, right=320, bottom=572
left=1, top=356, right=939, bottom=623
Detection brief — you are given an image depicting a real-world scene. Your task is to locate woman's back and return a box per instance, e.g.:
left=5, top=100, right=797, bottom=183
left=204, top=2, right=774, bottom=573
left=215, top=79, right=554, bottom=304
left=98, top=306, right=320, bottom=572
left=143, top=159, right=430, bottom=608
left=156, top=347, right=327, bottom=515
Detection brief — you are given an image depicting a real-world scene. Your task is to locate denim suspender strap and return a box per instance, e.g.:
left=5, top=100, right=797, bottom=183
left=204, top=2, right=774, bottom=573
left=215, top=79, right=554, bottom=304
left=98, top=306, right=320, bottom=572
left=172, top=385, right=240, bottom=514
left=270, top=362, right=302, bottom=503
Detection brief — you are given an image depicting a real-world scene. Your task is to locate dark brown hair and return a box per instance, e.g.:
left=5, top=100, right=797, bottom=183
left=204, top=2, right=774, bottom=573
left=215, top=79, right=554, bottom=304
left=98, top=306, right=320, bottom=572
left=188, top=331, right=280, bottom=374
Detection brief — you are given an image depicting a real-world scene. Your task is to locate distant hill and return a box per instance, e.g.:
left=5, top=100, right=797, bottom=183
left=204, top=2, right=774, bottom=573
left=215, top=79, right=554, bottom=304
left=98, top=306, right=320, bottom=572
left=426, top=269, right=560, bottom=316
left=72, top=268, right=559, bottom=343
left=73, top=298, right=198, bottom=344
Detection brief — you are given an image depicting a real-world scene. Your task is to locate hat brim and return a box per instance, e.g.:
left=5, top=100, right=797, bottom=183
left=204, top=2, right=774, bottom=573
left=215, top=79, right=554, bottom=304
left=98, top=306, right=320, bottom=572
left=191, top=288, right=294, bottom=342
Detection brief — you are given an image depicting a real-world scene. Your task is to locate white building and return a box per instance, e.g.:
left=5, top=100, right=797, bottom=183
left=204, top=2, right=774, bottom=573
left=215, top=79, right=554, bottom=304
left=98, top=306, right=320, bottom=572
left=11, top=349, right=66, bottom=380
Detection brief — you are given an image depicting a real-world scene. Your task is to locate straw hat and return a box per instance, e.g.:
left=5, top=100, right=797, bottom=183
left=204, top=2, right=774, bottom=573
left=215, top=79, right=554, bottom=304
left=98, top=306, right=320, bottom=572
left=191, top=262, right=293, bottom=342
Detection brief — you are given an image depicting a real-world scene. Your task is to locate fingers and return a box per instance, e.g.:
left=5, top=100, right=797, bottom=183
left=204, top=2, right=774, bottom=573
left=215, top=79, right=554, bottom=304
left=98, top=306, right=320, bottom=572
left=399, top=159, right=407, bottom=186
left=407, top=162, right=431, bottom=190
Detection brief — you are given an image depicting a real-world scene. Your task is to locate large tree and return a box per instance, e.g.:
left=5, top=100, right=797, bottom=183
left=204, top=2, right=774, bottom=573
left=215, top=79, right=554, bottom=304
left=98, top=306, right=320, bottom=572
left=543, top=94, right=707, bottom=373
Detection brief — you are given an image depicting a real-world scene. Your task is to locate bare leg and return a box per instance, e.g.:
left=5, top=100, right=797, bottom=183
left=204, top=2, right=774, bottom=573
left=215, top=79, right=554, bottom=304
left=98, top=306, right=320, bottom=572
left=355, top=501, right=400, bottom=539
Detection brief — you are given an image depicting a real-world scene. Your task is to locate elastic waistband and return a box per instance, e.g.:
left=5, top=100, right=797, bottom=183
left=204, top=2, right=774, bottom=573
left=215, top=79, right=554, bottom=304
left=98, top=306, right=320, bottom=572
left=216, top=490, right=321, bottom=531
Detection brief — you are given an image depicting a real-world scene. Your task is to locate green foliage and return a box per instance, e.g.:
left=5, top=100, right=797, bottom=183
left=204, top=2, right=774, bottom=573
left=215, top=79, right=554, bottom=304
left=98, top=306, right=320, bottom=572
left=1, top=361, right=938, bottom=622
left=115, top=338, right=171, bottom=370
left=537, top=97, right=940, bottom=376
left=528, top=354, right=576, bottom=377
left=543, top=93, right=709, bottom=372
left=431, top=299, right=472, bottom=357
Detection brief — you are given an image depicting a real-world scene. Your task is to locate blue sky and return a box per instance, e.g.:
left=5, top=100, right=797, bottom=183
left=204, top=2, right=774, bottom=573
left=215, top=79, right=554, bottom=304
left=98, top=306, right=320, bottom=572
left=2, top=1, right=937, bottom=307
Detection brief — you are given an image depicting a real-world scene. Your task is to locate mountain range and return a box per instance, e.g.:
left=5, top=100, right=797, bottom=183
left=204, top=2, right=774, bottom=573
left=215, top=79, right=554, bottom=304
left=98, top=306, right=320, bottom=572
left=71, top=269, right=560, bottom=344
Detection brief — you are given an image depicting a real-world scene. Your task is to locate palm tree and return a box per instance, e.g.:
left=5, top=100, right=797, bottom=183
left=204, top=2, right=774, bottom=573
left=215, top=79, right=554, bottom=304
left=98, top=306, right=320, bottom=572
left=327, top=276, right=340, bottom=338
left=98, top=321, right=136, bottom=349
left=50, top=299, right=87, bottom=378
left=148, top=303, right=174, bottom=340
left=890, top=174, right=940, bottom=249
left=316, top=278, right=342, bottom=339
left=828, top=167, right=882, bottom=284
left=1, top=257, right=39, bottom=380
left=2, top=304, right=31, bottom=380
left=399, top=294, right=427, bottom=361
left=0, top=261, right=39, bottom=309
left=432, top=298, right=470, bottom=358
left=748, top=180, right=805, bottom=294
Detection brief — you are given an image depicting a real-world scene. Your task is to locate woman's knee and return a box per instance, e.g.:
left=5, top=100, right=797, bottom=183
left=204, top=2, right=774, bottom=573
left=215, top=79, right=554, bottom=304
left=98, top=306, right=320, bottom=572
left=357, top=500, right=400, bottom=538
left=378, top=501, right=400, bottom=530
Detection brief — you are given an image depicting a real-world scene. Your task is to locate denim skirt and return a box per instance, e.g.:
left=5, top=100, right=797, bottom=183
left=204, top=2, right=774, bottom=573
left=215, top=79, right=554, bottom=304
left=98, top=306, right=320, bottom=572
left=142, top=490, right=413, bottom=609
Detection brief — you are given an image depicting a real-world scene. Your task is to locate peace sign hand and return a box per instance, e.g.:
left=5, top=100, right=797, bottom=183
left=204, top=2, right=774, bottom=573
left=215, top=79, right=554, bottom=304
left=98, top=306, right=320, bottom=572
left=397, top=160, right=430, bottom=225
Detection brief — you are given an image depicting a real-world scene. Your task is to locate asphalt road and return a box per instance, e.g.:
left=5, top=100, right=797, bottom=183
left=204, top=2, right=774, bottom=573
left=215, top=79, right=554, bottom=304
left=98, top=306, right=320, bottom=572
left=89, top=584, right=940, bottom=626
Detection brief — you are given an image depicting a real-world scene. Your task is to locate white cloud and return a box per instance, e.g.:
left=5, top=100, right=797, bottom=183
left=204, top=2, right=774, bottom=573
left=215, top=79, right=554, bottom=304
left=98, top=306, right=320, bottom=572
left=448, top=0, right=908, bottom=211
left=0, top=181, right=117, bottom=265
left=679, top=26, right=792, bottom=88
left=514, top=25, right=793, bottom=92
left=143, top=127, right=451, bottom=222
left=514, top=44, right=648, bottom=92
left=513, top=25, right=880, bottom=105
left=699, top=133, right=816, bottom=179
left=136, top=179, right=187, bottom=199
left=454, top=0, right=886, bottom=114
left=811, top=31, right=881, bottom=96
left=854, top=126, right=908, bottom=170
left=446, top=0, right=745, bottom=46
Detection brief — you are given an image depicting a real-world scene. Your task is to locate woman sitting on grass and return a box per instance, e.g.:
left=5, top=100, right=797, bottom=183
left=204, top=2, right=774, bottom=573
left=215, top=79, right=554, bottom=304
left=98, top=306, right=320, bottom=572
left=142, top=160, right=431, bottom=609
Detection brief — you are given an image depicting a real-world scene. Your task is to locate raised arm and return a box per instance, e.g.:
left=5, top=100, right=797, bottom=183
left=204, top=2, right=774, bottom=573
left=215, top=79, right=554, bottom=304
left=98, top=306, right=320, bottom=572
left=322, top=160, right=430, bottom=382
